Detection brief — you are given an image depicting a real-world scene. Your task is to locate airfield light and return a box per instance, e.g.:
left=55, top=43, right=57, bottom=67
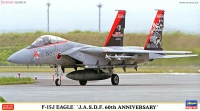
left=18, top=72, right=20, bottom=79
left=52, top=75, right=54, bottom=81
left=97, top=3, right=103, bottom=32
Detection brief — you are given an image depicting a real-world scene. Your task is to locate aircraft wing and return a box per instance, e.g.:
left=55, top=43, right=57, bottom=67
left=80, top=47, right=193, bottom=54
left=60, top=46, right=197, bottom=65
left=80, top=47, right=198, bottom=59
left=103, top=49, right=193, bottom=54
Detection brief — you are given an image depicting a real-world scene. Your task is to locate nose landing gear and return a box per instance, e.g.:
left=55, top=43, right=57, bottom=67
left=54, top=65, right=64, bottom=86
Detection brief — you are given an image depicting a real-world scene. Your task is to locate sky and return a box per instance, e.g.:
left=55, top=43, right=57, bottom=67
left=0, top=0, right=199, bottom=34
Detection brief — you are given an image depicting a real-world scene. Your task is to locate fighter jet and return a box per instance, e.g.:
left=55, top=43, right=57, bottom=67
left=7, top=10, right=197, bottom=86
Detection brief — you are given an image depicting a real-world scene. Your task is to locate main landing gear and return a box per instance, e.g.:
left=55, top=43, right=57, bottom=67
left=111, top=74, right=119, bottom=85
left=79, top=80, right=87, bottom=85
left=109, top=69, right=119, bottom=85
left=54, top=65, right=64, bottom=86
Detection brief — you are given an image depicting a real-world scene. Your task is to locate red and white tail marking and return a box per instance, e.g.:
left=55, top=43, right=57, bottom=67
left=144, top=10, right=165, bottom=50
left=104, top=10, right=126, bottom=47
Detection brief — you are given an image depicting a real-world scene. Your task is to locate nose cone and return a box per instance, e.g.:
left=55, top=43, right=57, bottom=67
left=7, top=48, right=32, bottom=64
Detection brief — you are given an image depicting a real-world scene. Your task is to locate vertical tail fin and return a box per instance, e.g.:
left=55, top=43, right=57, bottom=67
left=104, top=10, right=126, bottom=47
left=144, top=9, right=165, bottom=50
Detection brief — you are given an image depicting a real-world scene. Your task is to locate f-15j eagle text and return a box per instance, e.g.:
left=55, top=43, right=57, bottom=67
left=8, top=10, right=197, bottom=86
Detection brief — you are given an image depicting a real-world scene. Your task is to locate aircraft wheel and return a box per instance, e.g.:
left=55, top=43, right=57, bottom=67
left=55, top=79, right=61, bottom=86
left=111, top=74, right=119, bottom=85
left=79, top=80, right=87, bottom=85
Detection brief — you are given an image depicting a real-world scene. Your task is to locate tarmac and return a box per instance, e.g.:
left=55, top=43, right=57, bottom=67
left=0, top=72, right=199, bottom=102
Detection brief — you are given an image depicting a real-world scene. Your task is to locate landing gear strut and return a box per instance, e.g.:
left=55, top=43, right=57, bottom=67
left=111, top=74, right=119, bottom=85
left=79, top=80, right=87, bottom=85
left=54, top=65, right=64, bottom=86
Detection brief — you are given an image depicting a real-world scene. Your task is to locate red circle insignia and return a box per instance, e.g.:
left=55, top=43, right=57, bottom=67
left=56, top=52, right=61, bottom=60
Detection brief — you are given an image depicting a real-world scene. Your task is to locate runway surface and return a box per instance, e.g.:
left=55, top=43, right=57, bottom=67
left=0, top=72, right=199, bottom=102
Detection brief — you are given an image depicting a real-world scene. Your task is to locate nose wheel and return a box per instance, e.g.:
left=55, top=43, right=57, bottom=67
left=55, top=79, right=61, bottom=86
left=111, top=74, right=119, bottom=85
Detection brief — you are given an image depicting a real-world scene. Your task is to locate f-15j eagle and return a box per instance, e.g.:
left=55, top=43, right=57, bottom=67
left=7, top=10, right=197, bottom=86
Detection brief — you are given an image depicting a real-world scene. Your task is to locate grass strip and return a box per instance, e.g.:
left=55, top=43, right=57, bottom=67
left=0, top=76, right=36, bottom=85
left=0, top=66, right=54, bottom=72
left=0, top=96, right=6, bottom=102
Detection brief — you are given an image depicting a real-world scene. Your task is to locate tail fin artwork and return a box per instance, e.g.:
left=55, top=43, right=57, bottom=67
left=104, top=10, right=126, bottom=47
left=144, top=9, right=165, bottom=50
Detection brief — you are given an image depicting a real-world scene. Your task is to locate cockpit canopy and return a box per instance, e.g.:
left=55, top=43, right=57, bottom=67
left=28, top=35, right=66, bottom=48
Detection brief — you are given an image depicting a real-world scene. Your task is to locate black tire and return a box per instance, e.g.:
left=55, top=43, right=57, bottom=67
left=55, top=79, right=61, bottom=86
left=111, top=74, right=119, bottom=85
left=79, top=80, right=87, bottom=85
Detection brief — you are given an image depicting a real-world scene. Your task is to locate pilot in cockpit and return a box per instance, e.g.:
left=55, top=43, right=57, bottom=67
left=42, top=36, right=51, bottom=45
